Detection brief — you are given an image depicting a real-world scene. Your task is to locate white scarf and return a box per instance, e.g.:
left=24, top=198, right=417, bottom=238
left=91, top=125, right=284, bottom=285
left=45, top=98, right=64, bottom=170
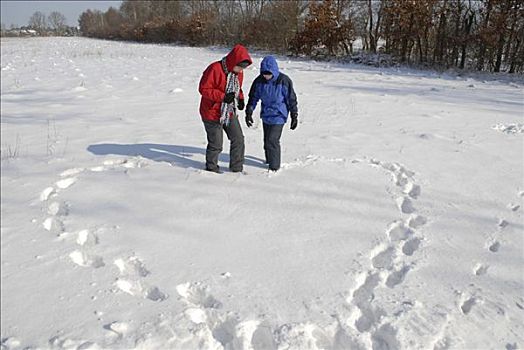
left=220, top=57, right=240, bottom=126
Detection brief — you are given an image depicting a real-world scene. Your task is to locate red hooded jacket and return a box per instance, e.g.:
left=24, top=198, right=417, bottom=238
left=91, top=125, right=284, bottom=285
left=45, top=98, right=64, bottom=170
left=199, top=44, right=252, bottom=122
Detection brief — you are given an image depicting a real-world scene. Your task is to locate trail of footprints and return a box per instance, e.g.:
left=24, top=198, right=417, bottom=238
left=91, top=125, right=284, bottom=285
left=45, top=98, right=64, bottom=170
left=38, top=157, right=168, bottom=304
left=429, top=190, right=523, bottom=350
left=462, top=190, right=522, bottom=315
left=34, top=155, right=445, bottom=348
left=345, top=158, right=428, bottom=349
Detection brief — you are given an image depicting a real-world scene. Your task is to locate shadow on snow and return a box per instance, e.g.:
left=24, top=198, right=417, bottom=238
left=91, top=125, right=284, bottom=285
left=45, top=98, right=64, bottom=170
left=87, top=143, right=266, bottom=170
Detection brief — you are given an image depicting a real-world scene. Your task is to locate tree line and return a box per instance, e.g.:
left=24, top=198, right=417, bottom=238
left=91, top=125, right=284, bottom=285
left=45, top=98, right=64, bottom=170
left=28, top=10, right=70, bottom=35
left=1, top=10, right=78, bottom=37
left=77, top=0, right=524, bottom=73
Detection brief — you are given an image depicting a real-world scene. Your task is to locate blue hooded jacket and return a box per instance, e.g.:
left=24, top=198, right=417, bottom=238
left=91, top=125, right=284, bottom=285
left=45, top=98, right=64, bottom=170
left=246, top=56, right=298, bottom=125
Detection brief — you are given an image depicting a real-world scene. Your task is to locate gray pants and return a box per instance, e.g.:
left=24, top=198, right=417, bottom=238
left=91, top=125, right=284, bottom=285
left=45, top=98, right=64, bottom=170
left=263, top=123, right=284, bottom=171
left=203, top=118, right=245, bottom=172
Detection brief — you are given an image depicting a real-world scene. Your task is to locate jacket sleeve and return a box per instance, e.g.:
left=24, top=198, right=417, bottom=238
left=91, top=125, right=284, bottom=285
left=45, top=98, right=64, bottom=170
left=246, top=78, right=262, bottom=112
left=199, top=64, right=225, bottom=103
left=284, top=76, right=298, bottom=115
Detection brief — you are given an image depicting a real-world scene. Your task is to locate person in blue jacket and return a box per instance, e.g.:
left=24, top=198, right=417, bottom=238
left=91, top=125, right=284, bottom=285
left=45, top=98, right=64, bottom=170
left=245, top=56, right=298, bottom=171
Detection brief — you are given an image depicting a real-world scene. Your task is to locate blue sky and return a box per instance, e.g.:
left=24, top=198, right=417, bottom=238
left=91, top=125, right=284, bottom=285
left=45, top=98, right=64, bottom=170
left=1, top=1, right=122, bottom=28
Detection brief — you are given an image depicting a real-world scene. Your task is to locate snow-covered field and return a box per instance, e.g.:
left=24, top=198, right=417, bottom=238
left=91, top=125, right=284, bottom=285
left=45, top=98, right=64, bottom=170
left=1, top=37, right=523, bottom=350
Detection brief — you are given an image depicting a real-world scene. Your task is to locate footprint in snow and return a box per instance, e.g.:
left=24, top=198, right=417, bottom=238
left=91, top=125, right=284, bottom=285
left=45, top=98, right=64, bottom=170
left=371, top=246, right=396, bottom=269
left=113, top=256, right=167, bottom=302
left=69, top=250, right=105, bottom=268
left=104, top=321, right=129, bottom=338
left=355, top=305, right=387, bottom=333
left=176, top=282, right=222, bottom=309
left=492, top=123, right=524, bottom=134
left=144, top=286, right=168, bottom=301
left=407, top=214, right=427, bottom=228
left=55, top=177, right=77, bottom=189
left=114, top=277, right=167, bottom=301
left=386, top=221, right=413, bottom=241
left=60, top=167, right=84, bottom=177
left=460, top=296, right=480, bottom=315
left=47, top=200, right=69, bottom=216
left=385, top=265, right=411, bottom=288
left=76, top=229, right=99, bottom=246
left=370, top=323, right=401, bottom=350
left=397, top=196, right=415, bottom=214
left=473, top=263, right=489, bottom=276
left=350, top=272, right=382, bottom=306
left=402, top=237, right=421, bottom=256
left=49, top=336, right=99, bottom=349
left=40, top=187, right=55, bottom=201
left=488, top=241, right=500, bottom=253
left=43, top=216, right=65, bottom=234
left=418, top=133, right=433, bottom=140
left=507, top=203, right=520, bottom=212
left=114, top=256, right=150, bottom=277
left=498, top=219, right=509, bottom=228
left=403, top=182, right=421, bottom=199
left=1, top=337, right=21, bottom=349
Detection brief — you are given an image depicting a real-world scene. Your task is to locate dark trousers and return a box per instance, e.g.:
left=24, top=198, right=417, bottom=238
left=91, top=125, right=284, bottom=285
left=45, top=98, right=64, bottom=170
left=203, top=118, right=245, bottom=172
left=263, top=123, right=284, bottom=171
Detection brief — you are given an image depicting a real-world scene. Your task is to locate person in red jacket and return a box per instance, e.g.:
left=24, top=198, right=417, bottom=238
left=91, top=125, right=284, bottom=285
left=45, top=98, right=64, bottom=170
left=199, top=44, right=252, bottom=173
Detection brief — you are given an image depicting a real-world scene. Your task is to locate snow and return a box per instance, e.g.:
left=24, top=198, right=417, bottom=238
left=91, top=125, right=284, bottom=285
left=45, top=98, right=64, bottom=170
left=492, top=123, right=524, bottom=134
left=1, top=37, right=523, bottom=349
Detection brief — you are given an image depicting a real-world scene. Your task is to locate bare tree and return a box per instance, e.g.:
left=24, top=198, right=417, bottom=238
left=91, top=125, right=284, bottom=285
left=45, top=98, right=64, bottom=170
left=29, top=11, right=47, bottom=32
left=48, top=11, right=67, bottom=34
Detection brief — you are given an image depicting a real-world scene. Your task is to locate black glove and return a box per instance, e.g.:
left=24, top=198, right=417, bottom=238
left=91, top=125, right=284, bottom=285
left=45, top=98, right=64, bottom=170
left=223, top=92, right=235, bottom=104
left=238, top=99, right=245, bottom=111
left=290, top=113, right=298, bottom=130
left=245, top=110, right=254, bottom=127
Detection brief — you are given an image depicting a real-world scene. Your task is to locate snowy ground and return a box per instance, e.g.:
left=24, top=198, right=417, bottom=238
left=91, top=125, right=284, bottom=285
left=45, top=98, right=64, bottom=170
left=1, top=37, right=523, bottom=350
